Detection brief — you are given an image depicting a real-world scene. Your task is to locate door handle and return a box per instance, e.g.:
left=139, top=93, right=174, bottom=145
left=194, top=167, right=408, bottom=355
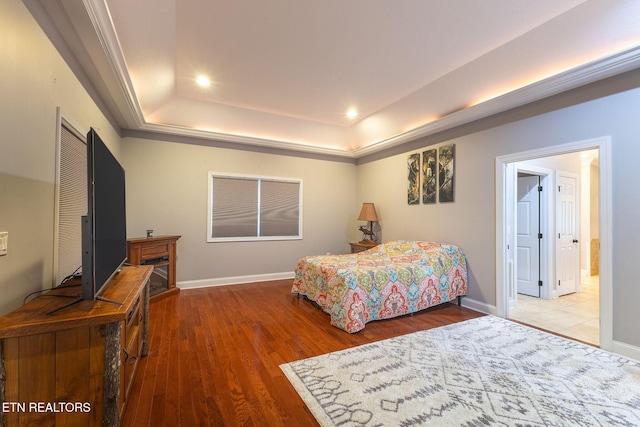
left=572, top=239, right=579, bottom=243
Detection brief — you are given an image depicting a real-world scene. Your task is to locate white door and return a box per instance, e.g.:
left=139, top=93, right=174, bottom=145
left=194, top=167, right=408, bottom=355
left=557, top=173, right=579, bottom=296
left=517, top=175, right=540, bottom=297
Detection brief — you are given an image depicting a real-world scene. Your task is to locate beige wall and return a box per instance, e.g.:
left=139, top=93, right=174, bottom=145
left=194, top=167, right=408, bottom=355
left=0, top=0, right=120, bottom=315
left=356, top=133, right=498, bottom=305
left=121, top=137, right=357, bottom=282
left=356, top=74, right=640, bottom=348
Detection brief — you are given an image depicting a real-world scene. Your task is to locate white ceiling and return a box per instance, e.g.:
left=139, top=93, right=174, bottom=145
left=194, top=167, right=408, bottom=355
left=28, top=0, right=640, bottom=157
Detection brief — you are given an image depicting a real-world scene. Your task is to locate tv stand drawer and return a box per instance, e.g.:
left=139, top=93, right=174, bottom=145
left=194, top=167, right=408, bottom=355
left=141, top=242, right=169, bottom=259
left=123, top=323, right=141, bottom=408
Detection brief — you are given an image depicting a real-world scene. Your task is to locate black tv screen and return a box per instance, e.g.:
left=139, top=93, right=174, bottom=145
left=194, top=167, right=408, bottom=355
left=82, top=128, right=127, bottom=300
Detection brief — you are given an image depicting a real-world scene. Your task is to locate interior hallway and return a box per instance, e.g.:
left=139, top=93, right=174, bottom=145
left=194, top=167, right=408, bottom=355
left=509, top=276, right=600, bottom=346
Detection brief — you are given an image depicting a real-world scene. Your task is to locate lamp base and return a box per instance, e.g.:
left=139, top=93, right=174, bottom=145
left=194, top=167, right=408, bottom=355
left=357, top=221, right=377, bottom=243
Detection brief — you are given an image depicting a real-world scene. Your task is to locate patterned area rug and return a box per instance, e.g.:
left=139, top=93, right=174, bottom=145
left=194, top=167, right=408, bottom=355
left=280, top=316, right=640, bottom=426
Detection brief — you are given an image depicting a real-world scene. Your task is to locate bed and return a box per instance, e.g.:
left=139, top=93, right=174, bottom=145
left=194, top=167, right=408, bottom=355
left=291, top=240, right=467, bottom=333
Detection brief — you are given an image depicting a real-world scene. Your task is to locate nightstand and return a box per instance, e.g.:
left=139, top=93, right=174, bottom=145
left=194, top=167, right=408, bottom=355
left=349, top=241, right=379, bottom=253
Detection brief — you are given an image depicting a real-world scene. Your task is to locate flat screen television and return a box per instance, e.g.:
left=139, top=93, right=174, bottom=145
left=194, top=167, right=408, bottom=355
left=81, top=128, right=127, bottom=301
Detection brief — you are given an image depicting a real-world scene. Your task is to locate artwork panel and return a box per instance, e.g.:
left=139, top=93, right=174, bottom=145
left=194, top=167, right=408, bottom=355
left=438, top=144, right=455, bottom=203
left=407, top=153, right=420, bottom=205
left=422, top=149, right=437, bottom=204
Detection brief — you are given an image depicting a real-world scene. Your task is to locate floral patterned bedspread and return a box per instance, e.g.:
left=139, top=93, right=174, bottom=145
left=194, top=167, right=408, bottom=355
left=291, top=240, right=467, bottom=333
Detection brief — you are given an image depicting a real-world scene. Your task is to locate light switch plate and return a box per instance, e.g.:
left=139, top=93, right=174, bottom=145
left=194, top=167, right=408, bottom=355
left=0, top=232, right=7, bottom=256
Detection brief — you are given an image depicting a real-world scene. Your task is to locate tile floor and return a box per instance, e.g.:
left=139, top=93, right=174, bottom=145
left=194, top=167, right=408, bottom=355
left=509, top=275, right=600, bottom=346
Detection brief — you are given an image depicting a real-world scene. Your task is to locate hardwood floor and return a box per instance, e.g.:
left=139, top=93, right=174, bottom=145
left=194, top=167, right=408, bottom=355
left=122, top=279, right=484, bottom=426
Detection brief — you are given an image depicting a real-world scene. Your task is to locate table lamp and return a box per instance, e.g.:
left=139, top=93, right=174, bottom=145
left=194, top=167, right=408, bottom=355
left=357, top=202, right=378, bottom=242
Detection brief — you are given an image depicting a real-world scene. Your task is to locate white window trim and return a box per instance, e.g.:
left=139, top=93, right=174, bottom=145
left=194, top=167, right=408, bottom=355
left=207, top=172, right=303, bottom=242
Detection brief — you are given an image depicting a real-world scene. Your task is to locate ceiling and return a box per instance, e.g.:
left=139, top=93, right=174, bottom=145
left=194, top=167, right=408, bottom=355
left=27, top=0, right=640, bottom=158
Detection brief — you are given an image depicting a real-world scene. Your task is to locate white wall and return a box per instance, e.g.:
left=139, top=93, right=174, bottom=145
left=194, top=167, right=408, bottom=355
left=121, top=137, right=357, bottom=284
left=0, top=0, right=120, bottom=315
left=356, top=73, right=640, bottom=348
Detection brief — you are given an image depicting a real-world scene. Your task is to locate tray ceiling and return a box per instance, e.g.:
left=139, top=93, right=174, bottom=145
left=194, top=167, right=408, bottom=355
left=27, top=0, right=640, bottom=157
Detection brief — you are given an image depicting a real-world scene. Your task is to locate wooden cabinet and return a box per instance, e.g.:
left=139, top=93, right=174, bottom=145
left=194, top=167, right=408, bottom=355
left=349, top=241, right=379, bottom=253
left=127, top=235, right=180, bottom=301
left=0, top=265, right=152, bottom=427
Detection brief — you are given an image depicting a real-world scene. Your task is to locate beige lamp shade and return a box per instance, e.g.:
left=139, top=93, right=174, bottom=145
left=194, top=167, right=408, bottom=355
left=358, top=203, right=378, bottom=222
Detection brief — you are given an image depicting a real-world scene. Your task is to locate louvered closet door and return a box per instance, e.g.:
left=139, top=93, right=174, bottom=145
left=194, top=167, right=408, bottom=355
left=55, top=124, right=87, bottom=286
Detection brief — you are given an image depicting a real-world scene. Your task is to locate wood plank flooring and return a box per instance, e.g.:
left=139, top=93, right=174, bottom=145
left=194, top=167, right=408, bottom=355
left=122, top=279, right=484, bottom=426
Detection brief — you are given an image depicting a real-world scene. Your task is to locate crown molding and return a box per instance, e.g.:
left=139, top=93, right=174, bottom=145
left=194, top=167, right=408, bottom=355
left=352, top=45, right=640, bottom=158
left=83, top=0, right=146, bottom=126
left=135, top=45, right=640, bottom=159
left=136, top=122, right=356, bottom=158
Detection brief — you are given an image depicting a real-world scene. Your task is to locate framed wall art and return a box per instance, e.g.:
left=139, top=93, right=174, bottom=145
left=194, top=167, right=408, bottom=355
left=407, top=153, right=420, bottom=205
left=438, top=144, right=455, bottom=202
left=421, top=149, right=437, bottom=204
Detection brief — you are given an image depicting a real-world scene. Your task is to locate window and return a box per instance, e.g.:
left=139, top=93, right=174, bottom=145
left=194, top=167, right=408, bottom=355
left=208, top=173, right=302, bottom=242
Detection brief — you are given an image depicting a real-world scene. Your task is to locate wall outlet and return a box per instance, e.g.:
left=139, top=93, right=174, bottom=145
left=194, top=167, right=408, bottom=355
left=0, top=232, right=7, bottom=256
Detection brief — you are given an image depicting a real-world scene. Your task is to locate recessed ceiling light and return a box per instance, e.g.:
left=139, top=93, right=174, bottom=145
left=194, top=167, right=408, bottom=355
left=196, top=75, right=211, bottom=87
left=347, top=108, right=358, bottom=119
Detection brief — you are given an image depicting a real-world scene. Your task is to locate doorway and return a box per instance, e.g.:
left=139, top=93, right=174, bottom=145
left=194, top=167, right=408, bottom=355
left=495, top=137, right=612, bottom=350
left=512, top=154, right=595, bottom=343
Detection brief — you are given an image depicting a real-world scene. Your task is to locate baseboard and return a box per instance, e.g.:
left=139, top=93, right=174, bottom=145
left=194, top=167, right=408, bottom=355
left=178, top=272, right=295, bottom=290
left=460, top=297, right=497, bottom=316
left=612, top=340, right=640, bottom=362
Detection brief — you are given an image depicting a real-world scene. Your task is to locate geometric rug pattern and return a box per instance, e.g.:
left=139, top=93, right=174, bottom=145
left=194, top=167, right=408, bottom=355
left=280, top=316, right=640, bottom=426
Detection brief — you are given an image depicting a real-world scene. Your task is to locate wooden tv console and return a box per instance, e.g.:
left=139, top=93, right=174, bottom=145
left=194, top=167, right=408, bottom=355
left=0, top=265, right=152, bottom=427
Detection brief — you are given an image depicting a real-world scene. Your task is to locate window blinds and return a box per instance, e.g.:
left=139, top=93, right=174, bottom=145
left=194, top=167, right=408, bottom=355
left=55, top=124, right=87, bottom=285
left=209, top=174, right=301, bottom=241
left=211, top=177, right=259, bottom=238
left=260, top=180, right=300, bottom=237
